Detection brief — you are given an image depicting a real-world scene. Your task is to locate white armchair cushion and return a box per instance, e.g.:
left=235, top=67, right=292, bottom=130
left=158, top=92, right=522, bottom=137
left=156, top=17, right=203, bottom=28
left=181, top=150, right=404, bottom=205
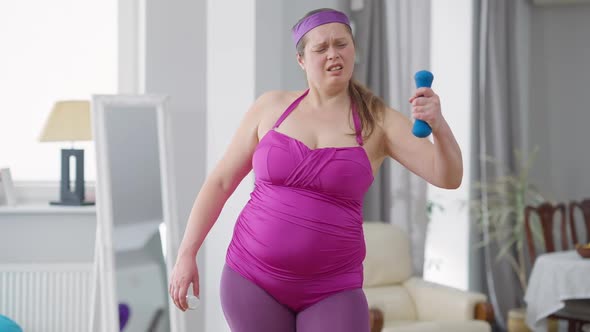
left=363, top=222, right=412, bottom=286
left=364, top=285, right=417, bottom=321
left=362, top=222, right=491, bottom=332
left=403, top=277, right=488, bottom=321
left=383, top=320, right=491, bottom=332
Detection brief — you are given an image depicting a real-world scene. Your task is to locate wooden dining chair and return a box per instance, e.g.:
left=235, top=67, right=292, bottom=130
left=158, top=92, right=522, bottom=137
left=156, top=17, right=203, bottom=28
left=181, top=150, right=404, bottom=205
left=569, top=199, right=590, bottom=245
left=524, top=202, right=569, bottom=263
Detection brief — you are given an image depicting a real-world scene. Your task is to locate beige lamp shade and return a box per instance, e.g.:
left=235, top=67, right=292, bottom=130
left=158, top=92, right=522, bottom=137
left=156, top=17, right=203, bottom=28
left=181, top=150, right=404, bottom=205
left=39, top=100, right=92, bottom=142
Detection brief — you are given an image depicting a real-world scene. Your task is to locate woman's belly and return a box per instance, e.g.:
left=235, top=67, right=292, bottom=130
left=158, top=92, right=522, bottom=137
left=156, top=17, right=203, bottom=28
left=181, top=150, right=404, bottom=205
left=227, top=183, right=365, bottom=277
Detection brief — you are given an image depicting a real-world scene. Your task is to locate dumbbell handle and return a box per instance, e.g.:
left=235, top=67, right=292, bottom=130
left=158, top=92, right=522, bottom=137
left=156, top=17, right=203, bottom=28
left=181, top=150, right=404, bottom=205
left=412, top=70, right=434, bottom=138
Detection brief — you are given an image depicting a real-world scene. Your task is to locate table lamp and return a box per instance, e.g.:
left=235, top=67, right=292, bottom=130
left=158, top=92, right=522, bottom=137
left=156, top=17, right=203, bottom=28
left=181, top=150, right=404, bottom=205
left=39, top=100, right=94, bottom=205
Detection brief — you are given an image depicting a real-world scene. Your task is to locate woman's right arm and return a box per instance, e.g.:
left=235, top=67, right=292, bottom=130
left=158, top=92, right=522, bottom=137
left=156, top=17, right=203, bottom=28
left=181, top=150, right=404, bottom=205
left=169, top=91, right=278, bottom=311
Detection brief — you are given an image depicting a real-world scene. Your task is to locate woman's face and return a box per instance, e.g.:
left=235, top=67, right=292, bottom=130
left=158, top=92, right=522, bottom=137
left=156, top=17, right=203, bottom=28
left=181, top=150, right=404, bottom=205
left=298, top=23, right=355, bottom=90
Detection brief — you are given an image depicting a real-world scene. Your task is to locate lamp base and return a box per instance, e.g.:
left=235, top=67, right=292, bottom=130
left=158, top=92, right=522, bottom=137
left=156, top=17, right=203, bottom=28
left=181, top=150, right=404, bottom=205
left=51, top=148, right=95, bottom=206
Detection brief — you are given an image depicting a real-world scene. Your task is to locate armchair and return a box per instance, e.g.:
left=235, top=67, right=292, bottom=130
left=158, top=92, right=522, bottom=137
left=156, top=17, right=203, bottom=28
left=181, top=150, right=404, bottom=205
left=363, top=222, right=494, bottom=332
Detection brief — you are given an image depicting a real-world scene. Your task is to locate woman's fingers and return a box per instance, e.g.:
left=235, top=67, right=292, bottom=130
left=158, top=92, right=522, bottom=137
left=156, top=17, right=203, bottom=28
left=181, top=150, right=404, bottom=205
left=168, top=279, right=178, bottom=309
left=169, top=277, right=189, bottom=311
left=178, top=282, right=190, bottom=311
left=172, top=284, right=182, bottom=311
left=408, top=87, right=434, bottom=102
left=168, top=258, right=199, bottom=311
left=410, top=90, right=442, bottom=131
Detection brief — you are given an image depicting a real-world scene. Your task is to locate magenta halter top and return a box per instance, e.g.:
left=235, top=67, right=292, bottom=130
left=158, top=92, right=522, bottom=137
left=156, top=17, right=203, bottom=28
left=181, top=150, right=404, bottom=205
left=225, top=89, right=374, bottom=312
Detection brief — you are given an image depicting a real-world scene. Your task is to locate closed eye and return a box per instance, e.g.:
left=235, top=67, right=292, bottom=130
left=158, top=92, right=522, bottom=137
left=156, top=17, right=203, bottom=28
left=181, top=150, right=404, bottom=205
left=312, top=39, right=348, bottom=52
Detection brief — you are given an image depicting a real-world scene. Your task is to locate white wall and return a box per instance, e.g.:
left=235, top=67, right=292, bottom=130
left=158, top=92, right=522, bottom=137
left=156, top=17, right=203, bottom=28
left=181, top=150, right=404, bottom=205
left=0, top=212, right=96, bottom=263
left=256, top=0, right=284, bottom=97
left=529, top=4, right=590, bottom=203
left=423, top=0, right=474, bottom=291
left=119, top=0, right=143, bottom=94
left=143, top=0, right=207, bottom=330
left=205, top=2, right=256, bottom=331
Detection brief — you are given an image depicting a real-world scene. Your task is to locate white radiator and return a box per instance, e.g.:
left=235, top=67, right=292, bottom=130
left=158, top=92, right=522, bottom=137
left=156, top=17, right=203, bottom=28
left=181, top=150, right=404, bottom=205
left=0, top=263, right=94, bottom=332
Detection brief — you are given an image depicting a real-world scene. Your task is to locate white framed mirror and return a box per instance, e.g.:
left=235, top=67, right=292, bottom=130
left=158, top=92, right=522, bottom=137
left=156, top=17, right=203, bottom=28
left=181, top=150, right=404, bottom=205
left=90, top=95, right=185, bottom=332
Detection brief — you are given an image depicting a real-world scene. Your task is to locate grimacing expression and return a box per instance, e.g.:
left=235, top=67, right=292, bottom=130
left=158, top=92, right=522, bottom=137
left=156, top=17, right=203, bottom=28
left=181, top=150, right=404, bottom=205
left=298, top=23, right=355, bottom=87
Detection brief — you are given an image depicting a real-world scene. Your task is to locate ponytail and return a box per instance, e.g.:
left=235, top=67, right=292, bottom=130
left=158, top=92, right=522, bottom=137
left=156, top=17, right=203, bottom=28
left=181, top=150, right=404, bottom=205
left=348, top=78, right=385, bottom=140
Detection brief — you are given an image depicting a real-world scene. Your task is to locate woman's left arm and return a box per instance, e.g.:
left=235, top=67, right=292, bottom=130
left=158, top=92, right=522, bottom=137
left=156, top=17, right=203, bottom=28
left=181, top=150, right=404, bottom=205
left=379, top=87, right=463, bottom=189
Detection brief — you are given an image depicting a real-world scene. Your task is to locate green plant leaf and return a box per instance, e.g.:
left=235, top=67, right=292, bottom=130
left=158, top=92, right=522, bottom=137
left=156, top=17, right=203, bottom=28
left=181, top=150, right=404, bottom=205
left=470, top=146, right=545, bottom=293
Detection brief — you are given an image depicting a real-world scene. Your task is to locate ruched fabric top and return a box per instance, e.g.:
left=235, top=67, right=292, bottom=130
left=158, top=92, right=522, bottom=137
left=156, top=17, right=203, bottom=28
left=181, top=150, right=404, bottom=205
left=226, top=90, right=374, bottom=311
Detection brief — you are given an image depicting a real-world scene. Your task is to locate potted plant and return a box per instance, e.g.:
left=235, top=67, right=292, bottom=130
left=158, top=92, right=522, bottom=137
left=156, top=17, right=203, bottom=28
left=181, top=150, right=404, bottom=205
left=471, top=147, right=546, bottom=295
left=469, top=147, right=558, bottom=331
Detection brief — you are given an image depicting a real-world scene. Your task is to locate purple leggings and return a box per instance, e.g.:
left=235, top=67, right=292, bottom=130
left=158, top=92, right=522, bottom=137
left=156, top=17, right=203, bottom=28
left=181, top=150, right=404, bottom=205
left=220, top=264, right=369, bottom=332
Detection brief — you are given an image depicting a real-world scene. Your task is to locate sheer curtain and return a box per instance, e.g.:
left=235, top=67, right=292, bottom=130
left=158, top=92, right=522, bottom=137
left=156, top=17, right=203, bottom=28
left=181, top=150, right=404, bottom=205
left=473, top=0, right=531, bottom=329
left=353, top=0, right=431, bottom=275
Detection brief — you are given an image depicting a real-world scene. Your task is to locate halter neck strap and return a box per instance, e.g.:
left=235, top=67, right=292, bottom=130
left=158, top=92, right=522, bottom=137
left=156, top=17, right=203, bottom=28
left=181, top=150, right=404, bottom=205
left=273, top=90, right=309, bottom=129
left=273, top=89, right=364, bottom=146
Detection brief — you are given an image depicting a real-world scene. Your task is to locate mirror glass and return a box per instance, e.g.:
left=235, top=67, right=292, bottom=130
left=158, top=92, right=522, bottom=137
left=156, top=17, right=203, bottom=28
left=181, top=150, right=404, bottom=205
left=94, top=96, right=171, bottom=332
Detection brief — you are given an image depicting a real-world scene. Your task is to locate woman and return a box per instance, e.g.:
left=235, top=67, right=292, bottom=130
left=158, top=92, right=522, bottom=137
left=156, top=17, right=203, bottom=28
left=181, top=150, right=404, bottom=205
left=169, top=8, right=462, bottom=332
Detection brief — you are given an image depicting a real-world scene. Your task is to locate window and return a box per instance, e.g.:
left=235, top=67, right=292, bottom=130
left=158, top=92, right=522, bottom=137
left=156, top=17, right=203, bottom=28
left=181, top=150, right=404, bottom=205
left=0, top=1, right=117, bottom=181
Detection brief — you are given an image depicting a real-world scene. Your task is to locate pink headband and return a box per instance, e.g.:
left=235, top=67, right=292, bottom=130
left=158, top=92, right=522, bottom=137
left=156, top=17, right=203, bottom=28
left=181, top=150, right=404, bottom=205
left=292, top=10, right=351, bottom=47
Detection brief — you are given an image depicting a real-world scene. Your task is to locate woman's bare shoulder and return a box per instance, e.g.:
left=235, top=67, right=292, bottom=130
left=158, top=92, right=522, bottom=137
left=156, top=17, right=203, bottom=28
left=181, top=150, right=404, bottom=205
left=255, top=90, right=304, bottom=108
left=255, top=90, right=305, bottom=118
left=253, top=90, right=304, bottom=134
